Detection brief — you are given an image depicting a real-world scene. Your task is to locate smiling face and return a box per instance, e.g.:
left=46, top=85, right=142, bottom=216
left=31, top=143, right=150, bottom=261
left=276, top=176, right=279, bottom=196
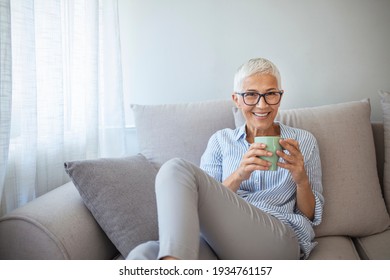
left=232, top=74, right=282, bottom=141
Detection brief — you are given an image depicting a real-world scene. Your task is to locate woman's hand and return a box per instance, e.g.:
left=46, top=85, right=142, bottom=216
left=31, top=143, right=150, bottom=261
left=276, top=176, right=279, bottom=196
left=276, top=139, right=308, bottom=185
left=223, top=143, right=272, bottom=192
left=277, top=139, right=315, bottom=220
left=238, top=143, right=273, bottom=180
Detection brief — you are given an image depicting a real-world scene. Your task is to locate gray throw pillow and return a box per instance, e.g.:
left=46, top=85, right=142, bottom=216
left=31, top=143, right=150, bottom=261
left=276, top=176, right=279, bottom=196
left=64, top=154, right=158, bottom=257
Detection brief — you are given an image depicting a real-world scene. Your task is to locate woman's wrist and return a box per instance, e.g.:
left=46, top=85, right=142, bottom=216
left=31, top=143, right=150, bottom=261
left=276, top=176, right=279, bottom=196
left=222, top=171, right=243, bottom=192
left=295, top=176, right=315, bottom=220
left=296, top=177, right=310, bottom=190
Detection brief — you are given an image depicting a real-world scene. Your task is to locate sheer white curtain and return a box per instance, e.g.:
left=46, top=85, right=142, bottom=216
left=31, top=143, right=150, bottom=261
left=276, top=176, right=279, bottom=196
left=0, top=0, right=12, bottom=216
left=0, top=0, right=128, bottom=215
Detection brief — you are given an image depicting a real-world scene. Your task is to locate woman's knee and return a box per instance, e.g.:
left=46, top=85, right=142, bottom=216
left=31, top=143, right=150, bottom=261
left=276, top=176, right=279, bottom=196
left=160, top=158, right=191, bottom=172
left=156, top=158, right=195, bottom=189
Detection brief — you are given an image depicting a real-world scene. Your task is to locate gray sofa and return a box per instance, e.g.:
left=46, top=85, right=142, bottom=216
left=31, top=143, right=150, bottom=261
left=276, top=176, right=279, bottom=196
left=0, top=98, right=389, bottom=260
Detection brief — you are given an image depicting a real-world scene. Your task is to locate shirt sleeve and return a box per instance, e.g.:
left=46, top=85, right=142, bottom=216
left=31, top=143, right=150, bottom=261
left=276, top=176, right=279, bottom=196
left=296, top=135, right=324, bottom=226
left=199, top=132, right=223, bottom=182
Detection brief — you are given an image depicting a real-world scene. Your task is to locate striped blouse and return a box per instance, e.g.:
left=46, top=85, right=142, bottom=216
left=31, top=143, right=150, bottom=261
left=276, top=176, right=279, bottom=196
left=199, top=122, right=324, bottom=259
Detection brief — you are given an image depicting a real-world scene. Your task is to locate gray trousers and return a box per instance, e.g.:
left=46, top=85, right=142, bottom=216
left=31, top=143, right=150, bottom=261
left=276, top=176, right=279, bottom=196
left=127, top=158, right=300, bottom=260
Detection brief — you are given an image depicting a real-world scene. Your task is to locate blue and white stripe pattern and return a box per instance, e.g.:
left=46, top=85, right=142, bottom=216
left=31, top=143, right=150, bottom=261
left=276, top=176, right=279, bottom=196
left=200, top=122, right=324, bottom=259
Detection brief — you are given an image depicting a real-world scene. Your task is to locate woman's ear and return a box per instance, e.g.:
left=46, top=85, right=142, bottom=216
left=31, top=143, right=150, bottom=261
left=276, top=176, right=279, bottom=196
left=232, top=93, right=240, bottom=108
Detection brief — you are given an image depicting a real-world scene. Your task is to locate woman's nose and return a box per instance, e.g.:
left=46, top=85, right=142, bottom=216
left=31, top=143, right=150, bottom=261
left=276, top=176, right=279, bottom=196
left=255, top=96, right=269, bottom=108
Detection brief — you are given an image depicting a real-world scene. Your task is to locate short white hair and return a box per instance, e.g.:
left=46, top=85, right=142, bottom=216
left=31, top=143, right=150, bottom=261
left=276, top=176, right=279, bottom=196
left=233, top=57, right=281, bottom=92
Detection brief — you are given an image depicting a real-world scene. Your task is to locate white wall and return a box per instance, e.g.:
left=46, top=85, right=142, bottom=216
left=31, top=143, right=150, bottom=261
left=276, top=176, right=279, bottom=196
left=118, top=0, right=390, bottom=124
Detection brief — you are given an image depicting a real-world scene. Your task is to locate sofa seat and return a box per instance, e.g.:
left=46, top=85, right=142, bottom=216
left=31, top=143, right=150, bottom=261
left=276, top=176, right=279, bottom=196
left=353, top=228, right=390, bottom=260
left=307, top=236, right=360, bottom=260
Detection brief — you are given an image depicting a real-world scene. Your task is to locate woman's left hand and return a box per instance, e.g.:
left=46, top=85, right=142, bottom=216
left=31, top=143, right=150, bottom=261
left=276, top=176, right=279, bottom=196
left=277, top=138, right=316, bottom=220
left=276, top=139, right=309, bottom=186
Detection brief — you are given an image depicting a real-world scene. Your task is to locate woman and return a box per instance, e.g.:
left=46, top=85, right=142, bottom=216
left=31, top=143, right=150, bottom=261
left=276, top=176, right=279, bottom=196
left=127, top=57, right=324, bottom=260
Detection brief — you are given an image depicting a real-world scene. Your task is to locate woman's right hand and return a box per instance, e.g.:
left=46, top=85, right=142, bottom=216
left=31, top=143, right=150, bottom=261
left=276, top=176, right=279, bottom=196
left=237, top=143, right=273, bottom=180
left=223, top=143, right=272, bottom=192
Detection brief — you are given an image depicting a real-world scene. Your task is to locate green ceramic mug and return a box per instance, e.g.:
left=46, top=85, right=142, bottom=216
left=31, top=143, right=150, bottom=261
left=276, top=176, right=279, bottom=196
left=254, top=136, right=282, bottom=171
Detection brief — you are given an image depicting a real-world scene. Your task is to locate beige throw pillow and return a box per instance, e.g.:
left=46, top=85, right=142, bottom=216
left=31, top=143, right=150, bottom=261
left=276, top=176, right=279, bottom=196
left=131, top=99, right=235, bottom=169
left=379, top=90, right=390, bottom=214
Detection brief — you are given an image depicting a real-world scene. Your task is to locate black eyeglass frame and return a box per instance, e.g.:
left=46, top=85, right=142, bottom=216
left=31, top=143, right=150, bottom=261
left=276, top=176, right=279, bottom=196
left=236, top=90, right=284, bottom=106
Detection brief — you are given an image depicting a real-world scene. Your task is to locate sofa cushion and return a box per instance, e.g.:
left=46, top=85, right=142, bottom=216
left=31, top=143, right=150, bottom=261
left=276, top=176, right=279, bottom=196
left=379, top=90, right=390, bottom=214
left=354, top=228, right=390, bottom=259
left=234, top=99, right=390, bottom=237
left=64, top=154, right=158, bottom=258
left=308, top=236, right=360, bottom=260
left=131, top=99, right=235, bottom=169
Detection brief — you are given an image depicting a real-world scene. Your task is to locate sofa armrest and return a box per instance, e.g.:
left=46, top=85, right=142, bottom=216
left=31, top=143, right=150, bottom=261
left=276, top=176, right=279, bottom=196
left=0, top=182, right=118, bottom=259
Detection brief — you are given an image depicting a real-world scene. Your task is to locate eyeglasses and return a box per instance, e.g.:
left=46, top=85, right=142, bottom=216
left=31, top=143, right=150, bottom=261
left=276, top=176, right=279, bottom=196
left=236, top=90, right=284, bottom=106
